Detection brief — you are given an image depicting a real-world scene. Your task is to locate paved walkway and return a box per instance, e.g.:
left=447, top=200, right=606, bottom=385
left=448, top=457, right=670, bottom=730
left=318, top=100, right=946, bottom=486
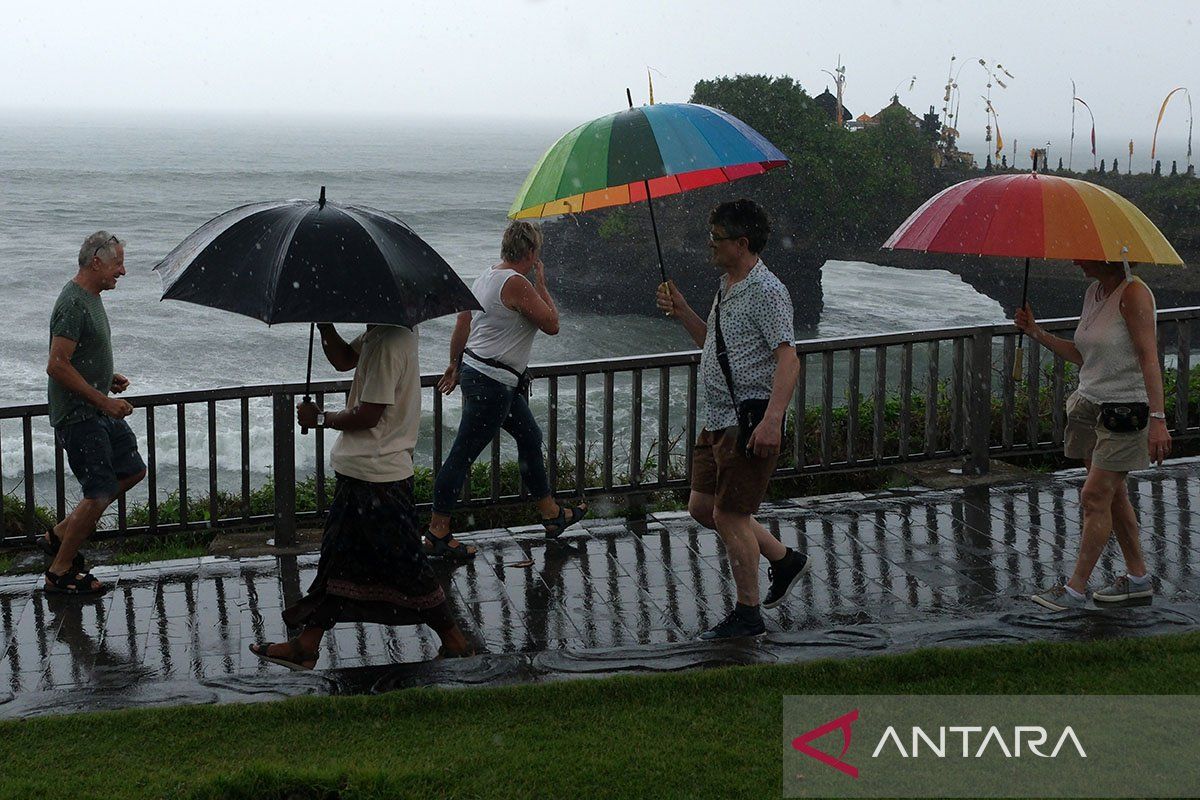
left=2, top=459, right=1198, bottom=718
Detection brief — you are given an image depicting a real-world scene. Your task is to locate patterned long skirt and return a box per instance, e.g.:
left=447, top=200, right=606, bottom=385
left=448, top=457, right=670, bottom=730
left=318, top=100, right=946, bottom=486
left=282, top=473, right=452, bottom=631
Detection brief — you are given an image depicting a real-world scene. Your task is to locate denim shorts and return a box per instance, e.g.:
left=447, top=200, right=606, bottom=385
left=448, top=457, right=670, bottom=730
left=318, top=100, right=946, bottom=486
left=56, top=416, right=146, bottom=500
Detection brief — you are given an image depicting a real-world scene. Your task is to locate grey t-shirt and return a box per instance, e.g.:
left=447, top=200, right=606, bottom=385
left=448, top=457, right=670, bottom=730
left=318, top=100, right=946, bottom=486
left=700, top=260, right=795, bottom=430
left=47, top=280, right=113, bottom=428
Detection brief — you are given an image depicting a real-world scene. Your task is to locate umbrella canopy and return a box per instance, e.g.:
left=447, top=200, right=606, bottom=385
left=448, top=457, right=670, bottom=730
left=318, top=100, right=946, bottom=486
left=883, top=173, right=1183, bottom=265
left=154, top=193, right=481, bottom=327
left=881, top=171, right=1183, bottom=381
left=509, top=102, right=788, bottom=220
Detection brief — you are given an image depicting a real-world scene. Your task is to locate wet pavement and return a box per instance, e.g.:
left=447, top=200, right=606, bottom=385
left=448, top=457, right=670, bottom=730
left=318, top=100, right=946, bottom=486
left=2, top=458, right=1199, bottom=718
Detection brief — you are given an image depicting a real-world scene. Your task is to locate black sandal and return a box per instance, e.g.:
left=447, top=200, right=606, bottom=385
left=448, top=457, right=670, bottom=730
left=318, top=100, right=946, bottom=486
left=424, top=531, right=477, bottom=561
left=541, top=502, right=588, bottom=539
left=248, top=641, right=317, bottom=671
left=31, top=530, right=87, bottom=573
left=43, top=569, right=106, bottom=596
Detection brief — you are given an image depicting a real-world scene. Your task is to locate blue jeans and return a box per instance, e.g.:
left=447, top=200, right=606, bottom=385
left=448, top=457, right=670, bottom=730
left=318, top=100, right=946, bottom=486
left=432, top=364, right=551, bottom=514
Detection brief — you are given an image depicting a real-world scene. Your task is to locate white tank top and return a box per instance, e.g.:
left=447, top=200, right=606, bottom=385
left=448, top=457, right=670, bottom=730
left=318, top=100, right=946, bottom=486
left=463, top=267, right=539, bottom=387
left=1075, top=277, right=1154, bottom=404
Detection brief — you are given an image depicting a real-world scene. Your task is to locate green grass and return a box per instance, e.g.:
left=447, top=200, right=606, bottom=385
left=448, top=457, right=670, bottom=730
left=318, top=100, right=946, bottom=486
left=0, top=633, right=1197, bottom=799
left=106, top=532, right=214, bottom=565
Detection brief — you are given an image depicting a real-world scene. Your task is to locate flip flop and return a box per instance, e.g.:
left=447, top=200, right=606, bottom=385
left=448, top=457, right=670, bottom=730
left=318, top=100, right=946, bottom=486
left=248, top=641, right=317, bottom=671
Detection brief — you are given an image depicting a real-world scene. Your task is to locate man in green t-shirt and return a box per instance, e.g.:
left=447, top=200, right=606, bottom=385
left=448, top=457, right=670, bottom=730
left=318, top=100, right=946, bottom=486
left=43, top=231, right=146, bottom=595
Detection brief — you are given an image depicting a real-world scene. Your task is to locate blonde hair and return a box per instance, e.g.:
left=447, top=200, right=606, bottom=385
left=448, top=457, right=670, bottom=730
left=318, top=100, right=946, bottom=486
left=501, top=221, right=543, bottom=263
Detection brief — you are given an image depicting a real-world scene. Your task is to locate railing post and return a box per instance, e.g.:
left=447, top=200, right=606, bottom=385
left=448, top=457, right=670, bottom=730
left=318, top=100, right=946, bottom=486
left=967, top=331, right=992, bottom=475
left=272, top=392, right=296, bottom=547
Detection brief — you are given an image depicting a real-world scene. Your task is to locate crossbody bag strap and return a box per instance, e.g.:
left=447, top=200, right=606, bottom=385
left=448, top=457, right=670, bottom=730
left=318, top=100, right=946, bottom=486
left=712, top=290, right=739, bottom=407
left=463, top=346, right=524, bottom=380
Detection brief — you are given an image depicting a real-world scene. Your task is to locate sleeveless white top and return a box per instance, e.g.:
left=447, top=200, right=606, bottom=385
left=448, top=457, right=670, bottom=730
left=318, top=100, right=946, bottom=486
left=1074, top=277, right=1154, bottom=404
left=463, top=267, right=539, bottom=387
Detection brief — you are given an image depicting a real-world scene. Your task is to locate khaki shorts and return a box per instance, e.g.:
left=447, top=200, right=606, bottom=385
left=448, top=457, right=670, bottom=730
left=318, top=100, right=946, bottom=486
left=691, top=428, right=779, bottom=516
left=1064, top=391, right=1150, bottom=473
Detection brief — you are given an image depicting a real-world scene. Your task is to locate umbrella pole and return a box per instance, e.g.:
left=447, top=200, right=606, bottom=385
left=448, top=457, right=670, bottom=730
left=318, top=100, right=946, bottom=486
left=1013, top=257, right=1031, bottom=381
left=626, top=87, right=671, bottom=311
left=643, top=179, right=669, bottom=286
left=301, top=322, right=315, bottom=436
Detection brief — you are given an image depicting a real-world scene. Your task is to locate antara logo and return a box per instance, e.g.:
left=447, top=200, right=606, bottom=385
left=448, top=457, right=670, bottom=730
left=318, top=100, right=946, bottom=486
left=792, top=711, right=1088, bottom=778
left=792, top=709, right=860, bottom=778
left=871, top=725, right=1087, bottom=758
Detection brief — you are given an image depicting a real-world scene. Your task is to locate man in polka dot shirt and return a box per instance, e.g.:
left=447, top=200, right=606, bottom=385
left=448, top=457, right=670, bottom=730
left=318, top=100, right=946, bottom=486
left=656, top=199, right=807, bottom=640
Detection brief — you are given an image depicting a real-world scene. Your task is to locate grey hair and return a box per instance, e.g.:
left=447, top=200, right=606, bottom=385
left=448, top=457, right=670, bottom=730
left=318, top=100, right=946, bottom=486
left=78, top=231, right=124, bottom=268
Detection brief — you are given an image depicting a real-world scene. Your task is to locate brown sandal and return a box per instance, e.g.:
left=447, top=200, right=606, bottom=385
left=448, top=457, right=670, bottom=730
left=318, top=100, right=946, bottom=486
left=248, top=641, right=317, bottom=671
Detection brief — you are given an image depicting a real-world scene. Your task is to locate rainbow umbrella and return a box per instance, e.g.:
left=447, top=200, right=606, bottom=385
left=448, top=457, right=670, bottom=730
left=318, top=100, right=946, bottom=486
left=883, top=169, right=1184, bottom=376
left=510, top=98, right=788, bottom=283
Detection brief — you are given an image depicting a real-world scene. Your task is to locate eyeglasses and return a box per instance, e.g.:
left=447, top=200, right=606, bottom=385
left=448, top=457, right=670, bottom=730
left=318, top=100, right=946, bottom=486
left=91, top=235, right=119, bottom=263
left=709, top=233, right=738, bottom=243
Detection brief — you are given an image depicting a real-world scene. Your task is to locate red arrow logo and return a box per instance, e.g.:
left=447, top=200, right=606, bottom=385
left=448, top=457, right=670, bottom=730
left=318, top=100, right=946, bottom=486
left=792, top=709, right=859, bottom=778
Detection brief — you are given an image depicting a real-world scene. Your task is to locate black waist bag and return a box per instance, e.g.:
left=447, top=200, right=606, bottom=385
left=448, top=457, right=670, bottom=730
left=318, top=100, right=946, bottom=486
left=1099, top=402, right=1149, bottom=433
left=463, top=347, right=532, bottom=398
left=736, top=398, right=772, bottom=455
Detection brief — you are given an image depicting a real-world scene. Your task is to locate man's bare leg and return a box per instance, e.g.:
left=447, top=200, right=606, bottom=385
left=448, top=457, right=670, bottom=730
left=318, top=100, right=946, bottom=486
left=712, top=508, right=764, bottom=605
left=49, top=469, right=145, bottom=589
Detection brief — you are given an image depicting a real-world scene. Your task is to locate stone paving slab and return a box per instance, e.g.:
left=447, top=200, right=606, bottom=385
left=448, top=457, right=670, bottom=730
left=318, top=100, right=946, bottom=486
left=1, top=459, right=1198, bottom=718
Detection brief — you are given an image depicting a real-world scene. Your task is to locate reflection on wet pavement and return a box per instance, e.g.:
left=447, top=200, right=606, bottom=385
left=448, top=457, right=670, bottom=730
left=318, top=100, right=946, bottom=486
left=1, top=459, right=1198, bottom=718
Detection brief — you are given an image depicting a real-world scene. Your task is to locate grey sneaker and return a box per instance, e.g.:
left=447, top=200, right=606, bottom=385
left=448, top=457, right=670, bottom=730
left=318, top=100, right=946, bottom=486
left=1030, top=582, right=1088, bottom=611
left=1093, top=575, right=1154, bottom=603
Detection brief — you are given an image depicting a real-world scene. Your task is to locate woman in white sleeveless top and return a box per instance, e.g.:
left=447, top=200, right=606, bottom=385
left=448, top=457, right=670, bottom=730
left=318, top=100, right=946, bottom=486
left=426, top=221, right=587, bottom=560
left=1016, top=260, right=1172, bottom=611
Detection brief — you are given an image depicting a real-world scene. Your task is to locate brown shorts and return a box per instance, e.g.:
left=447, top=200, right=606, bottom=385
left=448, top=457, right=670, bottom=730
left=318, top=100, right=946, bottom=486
left=690, top=428, right=779, bottom=516
left=1064, top=391, right=1150, bottom=473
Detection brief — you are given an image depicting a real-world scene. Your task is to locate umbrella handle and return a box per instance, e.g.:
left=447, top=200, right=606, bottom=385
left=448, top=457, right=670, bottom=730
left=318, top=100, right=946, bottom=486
left=658, top=281, right=675, bottom=318
left=301, top=322, right=316, bottom=436
left=1013, top=256, right=1031, bottom=383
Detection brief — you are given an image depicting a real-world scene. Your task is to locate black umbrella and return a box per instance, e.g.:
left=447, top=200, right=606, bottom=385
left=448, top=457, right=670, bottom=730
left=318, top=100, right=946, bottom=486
left=154, top=187, right=481, bottom=426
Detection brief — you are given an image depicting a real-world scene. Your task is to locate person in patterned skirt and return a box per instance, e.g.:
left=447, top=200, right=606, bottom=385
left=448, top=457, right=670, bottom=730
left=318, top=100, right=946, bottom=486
left=250, top=323, right=472, bottom=669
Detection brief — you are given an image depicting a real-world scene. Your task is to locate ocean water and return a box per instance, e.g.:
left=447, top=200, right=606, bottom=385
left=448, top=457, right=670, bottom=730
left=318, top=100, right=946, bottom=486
left=0, top=116, right=1006, bottom=497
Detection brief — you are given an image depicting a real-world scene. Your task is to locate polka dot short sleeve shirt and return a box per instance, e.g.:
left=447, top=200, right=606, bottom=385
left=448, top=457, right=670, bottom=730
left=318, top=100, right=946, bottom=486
left=700, top=260, right=795, bottom=431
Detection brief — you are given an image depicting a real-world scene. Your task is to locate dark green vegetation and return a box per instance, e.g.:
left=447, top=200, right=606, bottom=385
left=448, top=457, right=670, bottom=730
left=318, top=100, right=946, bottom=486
left=689, top=74, right=1200, bottom=257
left=691, top=75, right=966, bottom=253
left=0, top=632, right=1196, bottom=799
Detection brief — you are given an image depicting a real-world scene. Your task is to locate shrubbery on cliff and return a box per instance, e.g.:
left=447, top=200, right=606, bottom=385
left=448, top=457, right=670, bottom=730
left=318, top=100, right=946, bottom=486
left=690, top=75, right=970, bottom=250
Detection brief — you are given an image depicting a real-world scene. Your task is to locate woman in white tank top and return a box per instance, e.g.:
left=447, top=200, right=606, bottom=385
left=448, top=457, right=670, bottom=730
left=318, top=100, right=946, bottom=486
left=424, top=221, right=588, bottom=559
left=1015, top=259, right=1171, bottom=611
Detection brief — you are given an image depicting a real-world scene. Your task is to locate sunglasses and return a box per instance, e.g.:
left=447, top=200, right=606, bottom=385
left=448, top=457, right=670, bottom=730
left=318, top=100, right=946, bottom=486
left=91, top=235, right=119, bottom=263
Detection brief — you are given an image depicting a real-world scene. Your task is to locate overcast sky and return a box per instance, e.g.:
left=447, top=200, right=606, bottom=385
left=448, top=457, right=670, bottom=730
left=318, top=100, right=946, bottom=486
left=3, top=0, right=1197, bottom=158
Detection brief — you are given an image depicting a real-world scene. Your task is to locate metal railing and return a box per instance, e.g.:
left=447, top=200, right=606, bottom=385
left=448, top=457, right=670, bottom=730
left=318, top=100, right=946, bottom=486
left=3, top=307, right=1197, bottom=546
